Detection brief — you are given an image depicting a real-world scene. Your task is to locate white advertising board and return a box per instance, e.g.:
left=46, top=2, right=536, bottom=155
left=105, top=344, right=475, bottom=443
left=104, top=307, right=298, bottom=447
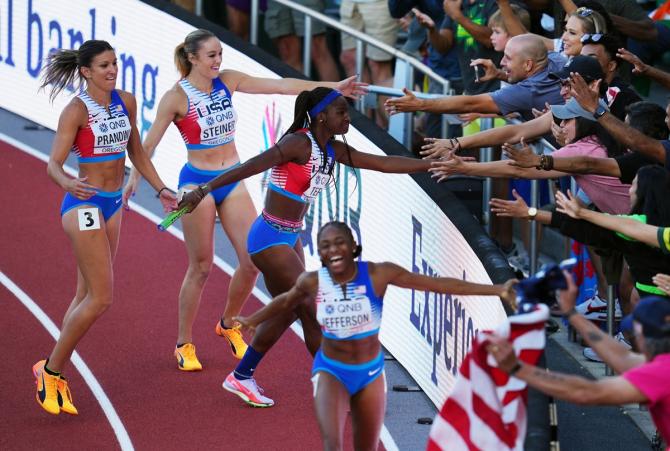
left=0, top=0, right=507, bottom=407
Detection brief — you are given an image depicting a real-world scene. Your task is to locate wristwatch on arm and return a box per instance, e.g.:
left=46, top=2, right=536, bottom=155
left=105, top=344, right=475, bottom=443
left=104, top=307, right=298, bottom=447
left=593, top=104, right=607, bottom=119
left=527, top=207, right=538, bottom=220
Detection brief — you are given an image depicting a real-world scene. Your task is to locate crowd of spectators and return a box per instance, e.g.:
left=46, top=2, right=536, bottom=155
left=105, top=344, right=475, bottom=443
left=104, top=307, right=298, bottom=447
left=172, top=0, right=670, bottom=446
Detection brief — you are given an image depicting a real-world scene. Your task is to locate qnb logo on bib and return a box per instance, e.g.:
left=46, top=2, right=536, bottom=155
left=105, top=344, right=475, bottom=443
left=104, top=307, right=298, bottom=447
left=93, top=117, right=131, bottom=154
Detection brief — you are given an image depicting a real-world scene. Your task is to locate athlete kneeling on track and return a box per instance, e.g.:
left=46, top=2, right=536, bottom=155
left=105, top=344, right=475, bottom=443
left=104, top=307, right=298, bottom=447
left=235, top=221, right=517, bottom=449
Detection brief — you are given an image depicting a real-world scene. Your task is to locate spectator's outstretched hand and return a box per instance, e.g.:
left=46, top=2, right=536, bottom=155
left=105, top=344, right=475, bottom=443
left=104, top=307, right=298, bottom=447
left=653, top=273, right=670, bottom=296
left=412, top=8, right=436, bottom=29
left=555, top=190, right=584, bottom=219
left=504, top=138, right=539, bottom=168
left=569, top=73, right=600, bottom=114
left=557, top=270, right=579, bottom=315
left=428, top=153, right=470, bottom=182
left=616, top=48, right=648, bottom=75
left=385, top=88, right=422, bottom=115
left=421, top=137, right=457, bottom=159
left=551, top=120, right=567, bottom=146
left=489, top=189, right=529, bottom=218
left=336, top=75, right=369, bottom=100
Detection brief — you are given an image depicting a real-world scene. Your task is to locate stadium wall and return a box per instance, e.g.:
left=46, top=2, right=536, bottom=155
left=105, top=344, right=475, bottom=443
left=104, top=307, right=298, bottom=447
left=0, top=0, right=516, bottom=409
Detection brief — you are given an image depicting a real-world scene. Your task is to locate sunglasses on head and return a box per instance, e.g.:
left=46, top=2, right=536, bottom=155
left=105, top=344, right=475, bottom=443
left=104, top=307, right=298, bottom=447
left=581, top=33, right=604, bottom=44
left=576, top=7, right=594, bottom=17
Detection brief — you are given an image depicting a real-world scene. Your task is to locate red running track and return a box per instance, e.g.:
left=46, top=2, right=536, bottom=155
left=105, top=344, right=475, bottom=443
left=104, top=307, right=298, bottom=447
left=0, top=140, right=355, bottom=450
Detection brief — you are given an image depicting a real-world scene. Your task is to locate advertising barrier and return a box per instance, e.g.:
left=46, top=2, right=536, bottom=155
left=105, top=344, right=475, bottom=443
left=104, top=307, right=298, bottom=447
left=0, top=0, right=509, bottom=408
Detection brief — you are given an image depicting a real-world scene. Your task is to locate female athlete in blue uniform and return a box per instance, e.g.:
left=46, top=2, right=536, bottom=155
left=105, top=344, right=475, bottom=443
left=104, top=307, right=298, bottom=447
left=33, top=40, right=176, bottom=415
left=123, top=29, right=367, bottom=371
left=234, top=221, right=517, bottom=449
left=178, top=86, right=503, bottom=407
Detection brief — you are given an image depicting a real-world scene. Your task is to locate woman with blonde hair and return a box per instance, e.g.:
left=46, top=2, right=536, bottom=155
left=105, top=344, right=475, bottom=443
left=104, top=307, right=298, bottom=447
left=124, top=29, right=366, bottom=371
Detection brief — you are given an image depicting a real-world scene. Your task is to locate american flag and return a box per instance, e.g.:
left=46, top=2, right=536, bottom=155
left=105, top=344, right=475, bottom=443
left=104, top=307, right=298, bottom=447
left=427, top=304, right=549, bottom=451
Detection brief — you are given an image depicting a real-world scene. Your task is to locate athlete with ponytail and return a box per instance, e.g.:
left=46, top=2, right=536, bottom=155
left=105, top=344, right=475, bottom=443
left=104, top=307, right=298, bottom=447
left=34, top=40, right=176, bottom=415
left=179, top=86, right=434, bottom=407
left=123, top=29, right=367, bottom=372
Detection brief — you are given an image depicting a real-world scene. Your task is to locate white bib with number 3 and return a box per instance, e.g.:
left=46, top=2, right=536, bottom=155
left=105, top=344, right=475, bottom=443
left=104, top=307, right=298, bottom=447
left=78, top=207, right=101, bottom=231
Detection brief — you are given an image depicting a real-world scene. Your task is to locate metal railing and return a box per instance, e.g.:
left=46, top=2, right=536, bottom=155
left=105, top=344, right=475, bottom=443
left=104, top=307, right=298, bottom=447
left=247, top=0, right=452, bottom=149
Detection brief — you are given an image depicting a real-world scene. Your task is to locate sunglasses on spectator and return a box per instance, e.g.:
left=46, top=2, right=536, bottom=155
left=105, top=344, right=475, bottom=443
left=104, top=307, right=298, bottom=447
left=581, top=33, right=604, bottom=44
left=575, top=7, right=594, bottom=17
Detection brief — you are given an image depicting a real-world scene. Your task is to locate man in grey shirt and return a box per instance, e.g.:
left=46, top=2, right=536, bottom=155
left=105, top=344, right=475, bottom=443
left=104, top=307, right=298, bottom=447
left=385, top=34, right=566, bottom=121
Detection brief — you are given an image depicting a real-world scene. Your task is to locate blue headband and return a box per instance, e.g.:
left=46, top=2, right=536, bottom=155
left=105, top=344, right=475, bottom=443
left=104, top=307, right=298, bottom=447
left=308, top=90, right=342, bottom=118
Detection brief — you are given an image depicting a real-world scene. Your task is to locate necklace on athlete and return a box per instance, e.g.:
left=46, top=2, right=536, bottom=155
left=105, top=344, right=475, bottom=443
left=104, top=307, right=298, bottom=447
left=335, top=265, right=358, bottom=300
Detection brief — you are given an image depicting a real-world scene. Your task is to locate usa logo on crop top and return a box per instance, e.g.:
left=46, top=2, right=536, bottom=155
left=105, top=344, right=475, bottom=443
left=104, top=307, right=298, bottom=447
left=268, top=129, right=335, bottom=204
left=72, top=90, right=131, bottom=163
left=174, top=78, right=237, bottom=150
left=315, top=261, right=384, bottom=341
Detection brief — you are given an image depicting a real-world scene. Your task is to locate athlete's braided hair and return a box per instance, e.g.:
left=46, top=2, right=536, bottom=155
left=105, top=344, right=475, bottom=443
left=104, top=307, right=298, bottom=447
left=40, top=40, right=114, bottom=102
left=318, top=221, right=362, bottom=258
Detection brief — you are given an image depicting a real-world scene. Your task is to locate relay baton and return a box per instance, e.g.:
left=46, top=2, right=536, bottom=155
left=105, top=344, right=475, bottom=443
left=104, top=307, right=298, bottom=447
left=158, top=206, right=189, bottom=231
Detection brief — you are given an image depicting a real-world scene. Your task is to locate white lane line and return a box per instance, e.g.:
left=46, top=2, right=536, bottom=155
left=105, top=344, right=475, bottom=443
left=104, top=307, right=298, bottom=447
left=1, top=132, right=399, bottom=451
left=0, top=271, right=134, bottom=451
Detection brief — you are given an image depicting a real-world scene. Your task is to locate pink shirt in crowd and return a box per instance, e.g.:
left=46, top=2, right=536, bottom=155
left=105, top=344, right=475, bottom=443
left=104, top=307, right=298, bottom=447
left=623, top=353, right=670, bottom=447
left=552, top=136, right=631, bottom=214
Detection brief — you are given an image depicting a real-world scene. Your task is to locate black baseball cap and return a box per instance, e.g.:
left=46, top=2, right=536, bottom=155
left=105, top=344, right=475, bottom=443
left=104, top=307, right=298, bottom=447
left=632, top=296, right=670, bottom=339
left=621, top=296, right=670, bottom=338
left=549, top=55, right=604, bottom=82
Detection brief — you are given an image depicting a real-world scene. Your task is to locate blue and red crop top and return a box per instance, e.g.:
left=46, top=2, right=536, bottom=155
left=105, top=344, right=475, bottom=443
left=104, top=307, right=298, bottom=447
left=72, top=90, right=130, bottom=164
left=316, top=261, right=384, bottom=341
left=174, top=77, right=237, bottom=150
left=268, top=129, right=336, bottom=204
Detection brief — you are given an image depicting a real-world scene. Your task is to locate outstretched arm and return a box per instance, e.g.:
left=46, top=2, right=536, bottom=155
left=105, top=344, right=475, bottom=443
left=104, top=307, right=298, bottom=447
left=570, top=74, right=667, bottom=164
left=385, top=90, right=500, bottom=115
left=228, top=71, right=368, bottom=99
left=421, top=112, right=552, bottom=159
left=179, top=133, right=310, bottom=211
left=555, top=190, right=658, bottom=248
left=373, top=262, right=517, bottom=305
left=488, top=335, right=648, bottom=406
left=489, top=189, right=553, bottom=225
left=554, top=270, right=646, bottom=373
left=332, top=141, right=432, bottom=173
left=429, top=154, right=565, bottom=181
left=617, top=48, right=670, bottom=90
left=506, top=144, right=622, bottom=178
left=234, top=272, right=318, bottom=332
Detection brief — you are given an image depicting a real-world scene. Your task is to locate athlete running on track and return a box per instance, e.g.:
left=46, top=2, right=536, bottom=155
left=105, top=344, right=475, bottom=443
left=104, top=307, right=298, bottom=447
left=234, top=221, right=517, bottom=448
left=123, top=29, right=367, bottom=371
left=178, top=86, right=433, bottom=406
left=34, top=40, right=176, bottom=415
